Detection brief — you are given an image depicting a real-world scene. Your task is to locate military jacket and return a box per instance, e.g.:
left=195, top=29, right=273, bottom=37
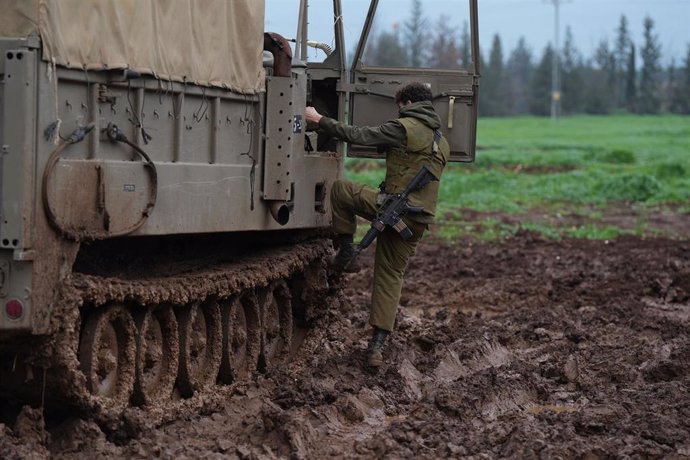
left=384, top=117, right=449, bottom=223
left=318, top=100, right=449, bottom=223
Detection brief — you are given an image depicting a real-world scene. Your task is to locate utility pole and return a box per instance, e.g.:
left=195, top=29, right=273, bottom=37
left=545, top=0, right=570, bottom=120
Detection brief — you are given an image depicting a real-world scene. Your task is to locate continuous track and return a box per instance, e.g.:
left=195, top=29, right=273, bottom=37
left=44, top=239, right=333, bottom=426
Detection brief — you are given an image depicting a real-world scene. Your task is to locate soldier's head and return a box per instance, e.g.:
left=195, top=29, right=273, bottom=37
left=395, top=82, right=433, bottom=108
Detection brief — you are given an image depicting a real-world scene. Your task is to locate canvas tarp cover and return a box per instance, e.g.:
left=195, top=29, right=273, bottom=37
left=0, top=0, right=266, bottom=93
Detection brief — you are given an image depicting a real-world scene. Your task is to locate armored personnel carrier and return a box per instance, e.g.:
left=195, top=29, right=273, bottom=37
left=0, top=0, right=480, bottom=419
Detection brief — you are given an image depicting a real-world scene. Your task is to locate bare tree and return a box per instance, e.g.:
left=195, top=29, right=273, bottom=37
left=428, top=15, right=461, bottom=69
left=459, top=21, right=472, bottom=68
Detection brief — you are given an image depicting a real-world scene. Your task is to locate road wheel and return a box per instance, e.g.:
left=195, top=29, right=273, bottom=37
left=177, top=300, right=222, bottom=397
left=78, top=304, right=136, bottom=410
left=260, top=280, right=293, bottom=371
left=132, top=305, right=178, bottom=405
left=219, top=292, right=260, bottom=383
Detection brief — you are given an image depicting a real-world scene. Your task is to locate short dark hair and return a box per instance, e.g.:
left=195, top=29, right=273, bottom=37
left=395, top=82, right=433, bottom=104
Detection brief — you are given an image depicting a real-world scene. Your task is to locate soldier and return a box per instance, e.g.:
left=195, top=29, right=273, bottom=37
left=304, top=82, right=449, bottom=367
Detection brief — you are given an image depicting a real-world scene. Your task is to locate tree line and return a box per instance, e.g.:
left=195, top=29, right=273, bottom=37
left=363, top=1, right=690, bottom=117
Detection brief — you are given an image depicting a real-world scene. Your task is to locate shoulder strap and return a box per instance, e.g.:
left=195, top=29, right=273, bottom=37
left=432, top=129, right=441, bottom=155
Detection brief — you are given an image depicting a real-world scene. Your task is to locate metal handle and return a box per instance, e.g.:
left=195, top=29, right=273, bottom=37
left=448, top=96, right=456, bottom=129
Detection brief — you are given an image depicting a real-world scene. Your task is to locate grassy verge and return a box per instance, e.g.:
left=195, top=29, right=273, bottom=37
left=346, top=115, right=690, bottom=241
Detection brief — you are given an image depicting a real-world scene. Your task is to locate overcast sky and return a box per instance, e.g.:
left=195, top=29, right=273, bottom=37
left=479, top=0, right=689, bottom=64
left=266, top=0, right=690, bottom=65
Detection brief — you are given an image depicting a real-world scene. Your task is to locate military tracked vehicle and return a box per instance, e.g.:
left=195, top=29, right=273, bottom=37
left=0, top=0, right=480, bottom=418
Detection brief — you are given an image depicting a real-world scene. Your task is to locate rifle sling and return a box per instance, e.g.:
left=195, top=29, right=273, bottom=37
left=431, top=129, right=442, bottom=161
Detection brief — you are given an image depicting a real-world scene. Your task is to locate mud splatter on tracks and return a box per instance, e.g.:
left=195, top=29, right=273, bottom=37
left=3, top=234, right=689, bottom=458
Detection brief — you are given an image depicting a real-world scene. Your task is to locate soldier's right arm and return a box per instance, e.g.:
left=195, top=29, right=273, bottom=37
left=318, top=117, right=406, bottom=148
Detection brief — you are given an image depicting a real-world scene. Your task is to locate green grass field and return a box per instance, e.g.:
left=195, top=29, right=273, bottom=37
left=346, top=115, right=690, bottom=241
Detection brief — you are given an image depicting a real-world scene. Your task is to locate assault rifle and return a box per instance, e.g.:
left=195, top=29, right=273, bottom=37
left=347, top=165, right=438, bottom=266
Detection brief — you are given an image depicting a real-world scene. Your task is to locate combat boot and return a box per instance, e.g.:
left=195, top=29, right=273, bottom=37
left=367, top=327, right=389, bottom=367
left=331, top=234, right=361, bottom=273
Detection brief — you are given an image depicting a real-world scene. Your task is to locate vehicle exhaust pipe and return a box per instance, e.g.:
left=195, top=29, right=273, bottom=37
left=268, top=201, right=291, bottom=226
left=264, top=32, right=292, bottom=77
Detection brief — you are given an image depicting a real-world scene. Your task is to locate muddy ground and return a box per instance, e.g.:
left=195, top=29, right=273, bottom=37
left=2, top=229, right=690, bottom=459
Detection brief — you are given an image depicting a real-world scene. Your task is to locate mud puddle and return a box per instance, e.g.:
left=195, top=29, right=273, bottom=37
left=2, top=233, right=689, bottom=458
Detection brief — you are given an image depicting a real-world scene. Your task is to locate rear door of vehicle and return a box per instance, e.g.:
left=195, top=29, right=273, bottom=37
left=347, top=0, right=480, bottom=162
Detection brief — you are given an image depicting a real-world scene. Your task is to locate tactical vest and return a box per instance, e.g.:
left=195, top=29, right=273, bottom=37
left=383, top=117, right=450, bottom=223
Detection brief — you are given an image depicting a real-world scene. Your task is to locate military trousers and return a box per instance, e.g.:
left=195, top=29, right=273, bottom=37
left=331, top=179, right=426, bottom=332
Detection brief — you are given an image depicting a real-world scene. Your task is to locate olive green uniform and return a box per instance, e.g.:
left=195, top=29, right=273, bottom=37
left=319, top=101, right=449, bottom=332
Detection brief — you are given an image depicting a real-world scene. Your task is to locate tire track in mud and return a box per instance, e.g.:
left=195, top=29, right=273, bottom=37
left=2, top=234, right=690, bottom=458
left=262, top=234, right=690, bottom=458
